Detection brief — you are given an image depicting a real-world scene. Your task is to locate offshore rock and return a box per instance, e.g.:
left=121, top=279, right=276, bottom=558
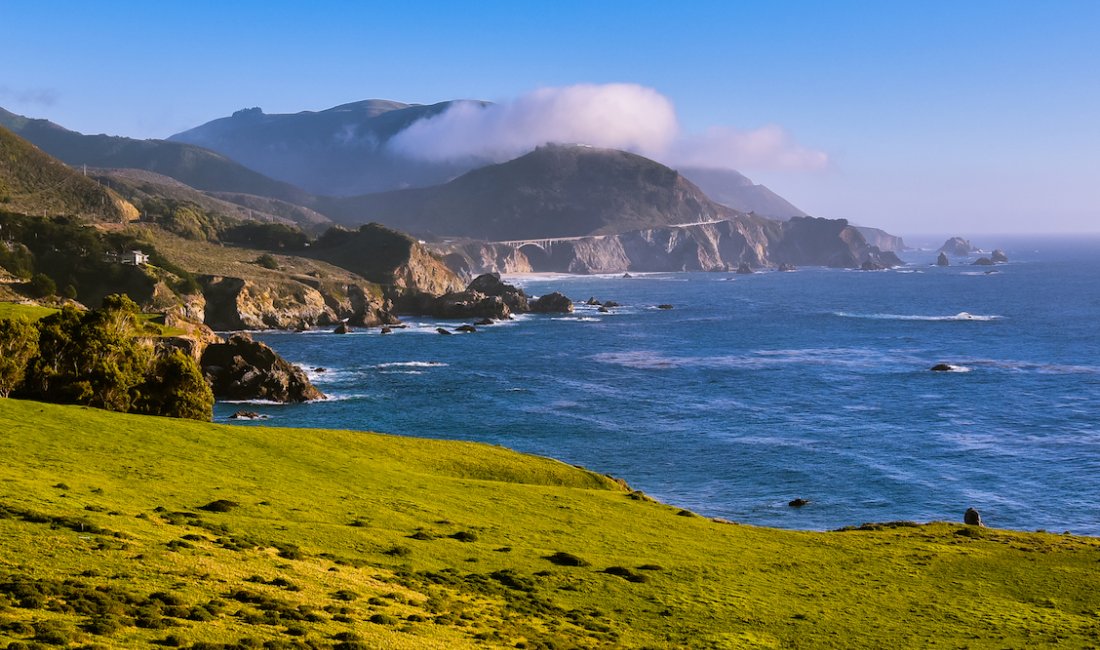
left=201, top=333, right=324, bottom=402
left=735, top=263, right=754, bottom=274
left=936, top=252, right=950, bottom=266
left=991, top=249, right=1008, bottom=263
left=972, top=257, right=995, bottom=266
left=530, top=292, right=574, bottom=313
left=939, top=237, right=976, bottom=256
left=466, top=273, right=530, bottom=312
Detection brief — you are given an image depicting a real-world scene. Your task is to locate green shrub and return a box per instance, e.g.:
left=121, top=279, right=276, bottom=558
left=0, top=317, right=38, bottom=397
left=28, top=272, right=56, bottom=298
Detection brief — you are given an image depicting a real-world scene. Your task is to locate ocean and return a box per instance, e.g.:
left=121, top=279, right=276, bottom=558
left=216, top=236, right=1100, bottom=535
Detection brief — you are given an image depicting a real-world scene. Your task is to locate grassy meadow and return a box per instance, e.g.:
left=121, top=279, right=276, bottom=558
left=0, top=399, right=1098, bottom=648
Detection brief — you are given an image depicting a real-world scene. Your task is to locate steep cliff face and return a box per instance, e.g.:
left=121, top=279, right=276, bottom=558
left=198, top=275, right=392, bottom=330
left=440, top=217, right=901, bottom=275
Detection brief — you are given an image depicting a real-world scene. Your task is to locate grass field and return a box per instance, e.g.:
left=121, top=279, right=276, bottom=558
left=0, top=301, right=57, bottom=321
left=1, top=399, right=1098, bottom=648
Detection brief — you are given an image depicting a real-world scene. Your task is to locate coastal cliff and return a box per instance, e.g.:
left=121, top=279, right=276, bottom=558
left=440, top=216, right=902, bottom=276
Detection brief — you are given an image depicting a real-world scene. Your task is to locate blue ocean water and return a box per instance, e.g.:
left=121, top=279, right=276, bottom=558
left=217, top=236, right=1100, bottom=535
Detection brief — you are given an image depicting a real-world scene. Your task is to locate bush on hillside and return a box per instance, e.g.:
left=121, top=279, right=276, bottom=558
left=28, top=272, right=56, bottom=298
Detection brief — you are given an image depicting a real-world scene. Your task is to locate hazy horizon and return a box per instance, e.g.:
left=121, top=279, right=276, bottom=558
left=4, top=1, right=1097, bottom=235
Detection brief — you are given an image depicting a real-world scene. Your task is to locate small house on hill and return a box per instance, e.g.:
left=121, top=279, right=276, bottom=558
left=120, top=250, right=149, bottom=266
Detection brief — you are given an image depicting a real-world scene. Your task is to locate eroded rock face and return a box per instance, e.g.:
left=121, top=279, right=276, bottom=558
left=437, top=216, right=901, bottom=275
left=199, top=276, right=394, bottom=331
left=200, top=333, right=324, bottom=402
left=467, top=273, right=530, bottom=312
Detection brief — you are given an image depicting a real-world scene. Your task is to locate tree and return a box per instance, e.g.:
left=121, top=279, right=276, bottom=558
left=26, top=296, right=152, bottom=412
left=0, top=317, right=39, bottom=397
left=28, top=272, right=56, bottom=298
left=137, top=348, right=213, bottom=421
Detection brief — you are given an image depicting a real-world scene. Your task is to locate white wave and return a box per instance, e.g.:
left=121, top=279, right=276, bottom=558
left=379, top=370, right=425, bottom=375
left=218, top=399, right=290, bottom=405
left=831, top=311, right=1001, bottom=322
left=554, top=316, right=602, bottom=322
left=934, top=364, right=972, bottom=373
left=374, top=361, right=449, bottom=369
left=591, top=347, right=911, bottom=371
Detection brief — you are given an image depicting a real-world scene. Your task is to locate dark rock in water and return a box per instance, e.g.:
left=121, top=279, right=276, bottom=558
left=230, top=410, right=267, bottom=420
left=436, top=327, right=452, bottom=335
left=788, top=498, right=809, bottom=508
left=586, top=297, right=602, bottom=306
left=736, top=263, right=754, bottom=275
left=333, top=322, right=351, bottom=334
left=603, top=300, right=621, bottom=308
left=936, top=252, right=950, bottom=267
left=455, top=324, right=477, bottom=333
left=991, top=249, right=1008, bottom=263
left=531, top=292, right=574, bottom=313
left=972, top=257, right=994, bottom=266
left=313, top=367, right=326, bottom=373
left=466, top=272, right=530, bottom=312
left=930, top=363, right=955, bottom=372
left=860, top=260, right=887, bottom=271
left=597, top=306, right=610, bottom=313
left=938, top=236, right=976, bottom=256
left=201, top=333, right=325, bottom=402
left=657, top=304, right=674, bottom=310
left=474, top=318, right=494, bottom=326
left=380, top=326, right=392, bottom=334
left=777, top=262, right=796, bottom=272
left=964, top=507, right=984, bottom=526
left=622, top=273, right=632, bottom=278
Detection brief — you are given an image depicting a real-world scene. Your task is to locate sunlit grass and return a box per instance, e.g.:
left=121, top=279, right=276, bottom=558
left=1, top=399, right=1098, bottom=648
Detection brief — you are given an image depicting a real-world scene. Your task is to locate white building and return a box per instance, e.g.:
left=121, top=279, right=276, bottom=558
left=120, top=250, right=149, bottom=266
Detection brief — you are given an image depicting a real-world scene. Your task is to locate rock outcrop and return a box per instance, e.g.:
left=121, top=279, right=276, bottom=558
left=964, top=507, right=984, bottom=526
left=198, top=275, right=394, bottom=331
left=936, top=252, right=950, bottom=266
left=939, top=237, right=976, bottom=256
left=972, top=257, right=994, bottom=266
left=438, top=216, right=901, bottom=276
left=530, top=292, right=574, bottom=313
left=991, top=249, right=1008, bottom=263
left=200, top=333, right=324, bottom=402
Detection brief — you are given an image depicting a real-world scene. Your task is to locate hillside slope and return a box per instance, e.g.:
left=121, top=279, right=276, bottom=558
left=169, top=100, right=484, bottom=196
left=0, top=126, right=136, bottom=222
left=678, top=166, right=808, bottom=219
left=320, top=144, right=741, bottom=240
left=0, top=107, right=313, bottom=206
left=0, top=399, right=1097, bottom=648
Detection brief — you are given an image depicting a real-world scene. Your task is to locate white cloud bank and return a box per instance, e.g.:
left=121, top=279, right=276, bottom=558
left=387, top=83, right=827, bottom=172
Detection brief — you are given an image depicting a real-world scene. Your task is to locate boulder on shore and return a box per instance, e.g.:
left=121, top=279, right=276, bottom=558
left=201, top=333, right=325, bottom=403
left=531, top=292, right=574, bottom=313
left=964, top=507, right=984, bottom=526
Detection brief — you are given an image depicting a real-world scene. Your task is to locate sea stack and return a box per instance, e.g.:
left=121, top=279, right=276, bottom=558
left=936, top=252, right=950, bottom=266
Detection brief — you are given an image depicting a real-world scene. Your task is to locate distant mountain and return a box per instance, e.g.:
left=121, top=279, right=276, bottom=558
left=677, top=167, right=807, bottom=219
left=0, top=125, right=136, bottom=222
left=169, top=100, right=485, bottom=196
left=0, top=107, right=313, bottom=207
left=318, top=144, right=742, bottom=240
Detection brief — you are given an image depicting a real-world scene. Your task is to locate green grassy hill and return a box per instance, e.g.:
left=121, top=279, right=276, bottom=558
left=1, top=400, right=1098, bottom=648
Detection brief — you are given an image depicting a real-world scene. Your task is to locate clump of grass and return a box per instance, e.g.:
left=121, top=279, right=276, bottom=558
left=544, top=551, right=590, bottom=567
left=197, top=499, right=239, bottom=513
left=603, top=566, right=648, bottom=583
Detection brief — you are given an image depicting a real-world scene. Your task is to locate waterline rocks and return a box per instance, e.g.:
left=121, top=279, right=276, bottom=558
left=531, top=292, right=574, bottom=313
left=936, top=252, right=950, bottom=267
left=200, top=333, right=324, bottom=402
left=991, top=249, right=1008, bottom=263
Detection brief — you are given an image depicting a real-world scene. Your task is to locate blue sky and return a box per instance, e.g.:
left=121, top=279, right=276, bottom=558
left=4, top=1, right=1098, bottom=236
